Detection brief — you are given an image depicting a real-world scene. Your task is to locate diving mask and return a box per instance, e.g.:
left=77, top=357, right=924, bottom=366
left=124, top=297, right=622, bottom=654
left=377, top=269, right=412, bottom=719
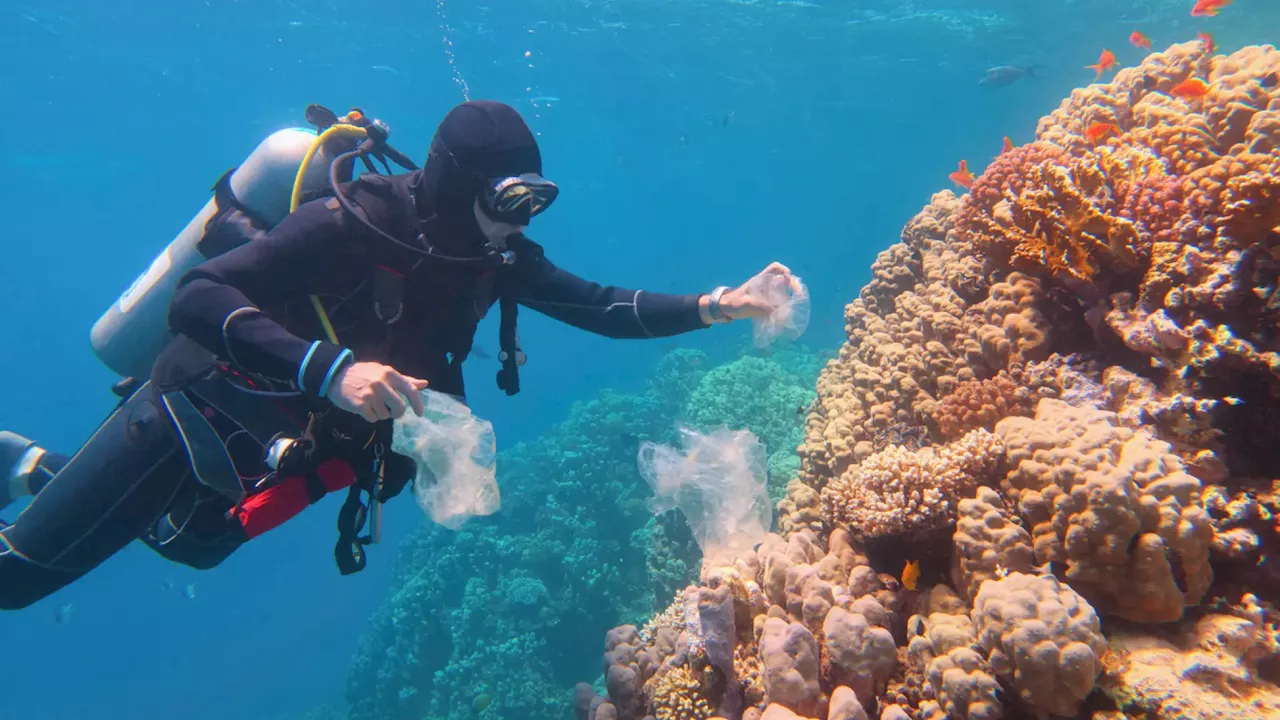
left=480, top=173, right=559, bottom=224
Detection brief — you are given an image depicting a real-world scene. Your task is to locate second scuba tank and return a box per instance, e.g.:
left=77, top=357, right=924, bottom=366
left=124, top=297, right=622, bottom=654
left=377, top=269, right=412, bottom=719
left=90, top=128, right=341, bottom=381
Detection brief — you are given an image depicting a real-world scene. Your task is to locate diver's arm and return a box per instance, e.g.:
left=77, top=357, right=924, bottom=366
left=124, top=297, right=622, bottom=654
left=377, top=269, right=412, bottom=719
left=168, top=199, right=361, bottom=397
left=508, top=237, right=710, bottom=339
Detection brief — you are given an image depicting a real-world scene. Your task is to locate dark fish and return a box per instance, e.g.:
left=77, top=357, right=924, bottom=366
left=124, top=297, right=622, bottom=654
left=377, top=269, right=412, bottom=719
left=470, top=345, right=491, bottom=360
left=54, top=603, right=73, bottom=624
left=722, top=111, right=735, bottom=128
left=980, top=65, right=1043, bottom=86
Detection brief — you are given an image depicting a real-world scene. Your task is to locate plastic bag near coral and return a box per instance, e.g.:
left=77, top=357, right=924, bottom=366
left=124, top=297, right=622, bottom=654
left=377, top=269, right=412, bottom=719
left=392, top=389, right=500, bottom=529
left=742, top=269, right=810, bottom=348
left=637, top=426, right=772, bottom=563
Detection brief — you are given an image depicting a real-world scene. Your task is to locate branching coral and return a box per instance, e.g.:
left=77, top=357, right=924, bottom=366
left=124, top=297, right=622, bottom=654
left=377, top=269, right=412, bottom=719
left=645, top=664, right=713, bottom=720
left=820, top=428, right=1005, bottom=540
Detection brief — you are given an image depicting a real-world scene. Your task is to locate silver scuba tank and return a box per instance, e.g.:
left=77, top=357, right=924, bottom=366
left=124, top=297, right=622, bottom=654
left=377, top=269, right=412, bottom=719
left=90, top=128, right=340, bottom=381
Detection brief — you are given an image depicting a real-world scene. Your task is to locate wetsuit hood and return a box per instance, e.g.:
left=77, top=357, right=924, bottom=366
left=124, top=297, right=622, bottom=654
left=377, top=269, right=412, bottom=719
left=415, top=100, right=542, bottom=248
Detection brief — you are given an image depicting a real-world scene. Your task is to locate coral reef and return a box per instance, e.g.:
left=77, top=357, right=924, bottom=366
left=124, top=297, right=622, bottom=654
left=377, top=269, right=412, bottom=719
left=576, top=40, right=1280, bottom=720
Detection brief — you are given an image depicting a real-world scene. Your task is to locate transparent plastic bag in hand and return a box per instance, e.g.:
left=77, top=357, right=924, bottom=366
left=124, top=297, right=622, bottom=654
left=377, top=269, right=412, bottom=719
left=637, top=426, right=771, bottom=557
left=741, top=271, right=810, bottom=348
left=392, top=389, right=499, bottom=529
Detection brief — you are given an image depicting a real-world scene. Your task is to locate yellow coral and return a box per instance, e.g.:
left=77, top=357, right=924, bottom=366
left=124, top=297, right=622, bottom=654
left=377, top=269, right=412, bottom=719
left=734, top=645, right=766, bottom=709
left=646, top=665, right=713, bottom=720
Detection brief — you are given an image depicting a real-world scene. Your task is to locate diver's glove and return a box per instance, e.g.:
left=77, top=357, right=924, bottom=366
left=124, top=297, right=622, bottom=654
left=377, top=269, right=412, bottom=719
left=325, top=361, right=429, bottom=423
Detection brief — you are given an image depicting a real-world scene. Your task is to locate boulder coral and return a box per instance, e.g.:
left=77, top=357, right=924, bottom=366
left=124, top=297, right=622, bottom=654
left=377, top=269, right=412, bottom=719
left=972, top=572, right=1107, bottom=717
left=996, top=399, right=1214, bottom=622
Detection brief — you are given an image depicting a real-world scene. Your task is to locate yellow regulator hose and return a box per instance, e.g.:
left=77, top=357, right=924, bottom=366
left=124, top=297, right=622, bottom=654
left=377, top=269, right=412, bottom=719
left=290, top=122, right=370, bottom=346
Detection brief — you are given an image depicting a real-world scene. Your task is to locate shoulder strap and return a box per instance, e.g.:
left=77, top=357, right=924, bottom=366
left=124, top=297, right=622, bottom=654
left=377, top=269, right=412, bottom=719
left=198, top=169, right=272, bottom=258
left=496, top=285, right=524, bottom=396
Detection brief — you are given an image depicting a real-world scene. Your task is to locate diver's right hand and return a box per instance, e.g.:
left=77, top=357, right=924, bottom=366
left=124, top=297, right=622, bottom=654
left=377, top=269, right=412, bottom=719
left=326, top=362, right=428, bottom=422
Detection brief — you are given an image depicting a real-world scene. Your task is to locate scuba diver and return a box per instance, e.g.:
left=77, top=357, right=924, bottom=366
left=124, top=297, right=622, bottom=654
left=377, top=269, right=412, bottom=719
left=0, top=99, right=800, bottom=610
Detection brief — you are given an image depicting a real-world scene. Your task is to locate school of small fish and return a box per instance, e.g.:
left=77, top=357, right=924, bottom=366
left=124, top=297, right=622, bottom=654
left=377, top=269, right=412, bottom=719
left=949, top=0, right=1233, bottom=191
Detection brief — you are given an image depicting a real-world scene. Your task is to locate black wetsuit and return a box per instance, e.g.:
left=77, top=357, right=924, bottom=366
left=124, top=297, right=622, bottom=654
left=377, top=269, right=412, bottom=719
left=0, top=101, right=709, bottom=610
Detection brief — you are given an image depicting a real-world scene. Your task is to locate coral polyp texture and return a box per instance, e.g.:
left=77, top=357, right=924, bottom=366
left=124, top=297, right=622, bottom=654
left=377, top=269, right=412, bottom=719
left=574, top=42, right=1280, bottom=720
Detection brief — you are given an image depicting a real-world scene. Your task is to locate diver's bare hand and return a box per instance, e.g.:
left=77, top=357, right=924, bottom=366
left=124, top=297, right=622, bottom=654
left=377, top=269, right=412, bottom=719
left=721, top=262, right=801, bottom=320
left=326, top=362, right=428, bottom=422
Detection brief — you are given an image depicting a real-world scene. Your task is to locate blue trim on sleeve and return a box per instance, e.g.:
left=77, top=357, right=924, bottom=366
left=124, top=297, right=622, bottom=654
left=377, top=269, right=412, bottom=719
left=297, top=341, right=321, bottom=392
left=319, top=349, right=354, bottom=398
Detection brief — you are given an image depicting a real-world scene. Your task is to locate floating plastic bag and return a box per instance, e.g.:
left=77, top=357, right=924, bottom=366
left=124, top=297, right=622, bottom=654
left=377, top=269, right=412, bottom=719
left=637, top=426, right=772, bottom=558
left=741, top=270, right=810, bottom=348
left=392, top=389, right=499, bottom=529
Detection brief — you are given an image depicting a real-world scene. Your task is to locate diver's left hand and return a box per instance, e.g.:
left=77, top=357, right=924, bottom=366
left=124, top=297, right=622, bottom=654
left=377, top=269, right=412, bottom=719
left=719, top=262, right=800, bottom=321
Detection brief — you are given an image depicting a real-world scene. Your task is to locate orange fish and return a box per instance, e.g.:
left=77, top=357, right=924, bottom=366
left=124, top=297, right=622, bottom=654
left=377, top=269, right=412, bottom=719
left=1130, top=31, right=1152, bottom=50
left=1085, top=122, right=1119, bottom=143
left=1170, top=77, right=1211, bottom=99
left=949, top=160, right=975, bottom=189
left=1198, top=32, right=1216, bottom=54
left=901, top=560, right=921, bottom=591
left=1087, top=49, right=1118, bottom=79
left=1191, top=0, right=1231, bottom=17
left=1001, top=136, right=1015, bottom=155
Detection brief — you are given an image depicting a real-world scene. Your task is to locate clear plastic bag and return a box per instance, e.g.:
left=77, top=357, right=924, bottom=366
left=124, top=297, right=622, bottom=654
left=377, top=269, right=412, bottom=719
left=742, top=271, right=810, bottom=348
left=392, top=389, right=499, bottom=529
left=637, top=426, right=772, bottom=557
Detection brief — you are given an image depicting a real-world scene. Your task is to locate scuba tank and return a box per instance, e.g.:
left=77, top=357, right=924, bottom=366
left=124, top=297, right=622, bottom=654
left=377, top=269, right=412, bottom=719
left=90, top=126, right=342, bottom=381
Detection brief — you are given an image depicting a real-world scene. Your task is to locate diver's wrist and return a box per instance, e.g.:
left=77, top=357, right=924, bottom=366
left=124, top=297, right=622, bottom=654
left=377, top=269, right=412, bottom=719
left=698, top=295, right=713, bottom=326
left=706, top=286, right=732, bottom=324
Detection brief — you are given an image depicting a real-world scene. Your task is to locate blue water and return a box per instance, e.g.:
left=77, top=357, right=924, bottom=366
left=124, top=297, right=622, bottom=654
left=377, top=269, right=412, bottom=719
left=1, top=1, right=1276, bottom=718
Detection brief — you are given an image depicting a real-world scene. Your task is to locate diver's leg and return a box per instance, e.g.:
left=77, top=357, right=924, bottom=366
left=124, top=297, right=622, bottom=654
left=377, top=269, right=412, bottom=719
left=141, top=481, right=246, bottom=570
left=1, top=431, right=66, bottom=511
left=0, top=383, right=190, bottom=610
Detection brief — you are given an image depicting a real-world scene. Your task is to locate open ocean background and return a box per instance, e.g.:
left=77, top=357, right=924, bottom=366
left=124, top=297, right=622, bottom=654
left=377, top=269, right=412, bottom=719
left=1, top=1, right=1276, bottom=718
